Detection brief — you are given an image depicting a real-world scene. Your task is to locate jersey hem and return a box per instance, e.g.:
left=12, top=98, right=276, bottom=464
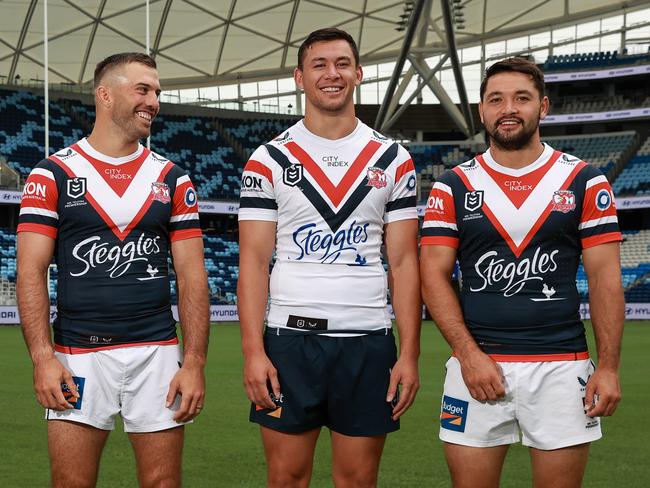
left=54, top=338, right=179, bottom=354
left=420, top=236, right=459, bottom=248
left=483, top=351, right=590, bottom=362
left=17, top=223, right=57, bottom=238
left=581, top=232, right=622, bottom=249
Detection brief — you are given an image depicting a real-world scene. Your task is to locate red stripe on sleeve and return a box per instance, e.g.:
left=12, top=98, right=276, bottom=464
left=244, top=160, right=274, bottom=186
left=16, top=223, right=58, bottom=239
left=170, top=228, right=203, bottom=242
left=581, top=232, right=622, bottom=249
left=395, top=159, right=415, bottom=182
left=420, top=236, right=459, bottom=248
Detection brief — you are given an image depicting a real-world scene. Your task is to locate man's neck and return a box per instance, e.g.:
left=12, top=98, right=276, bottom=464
left=86, top=122, right=140, bottom=158
left=489, top=137, right=545, bottom=170
left=302, top=105, right=357, bottom=140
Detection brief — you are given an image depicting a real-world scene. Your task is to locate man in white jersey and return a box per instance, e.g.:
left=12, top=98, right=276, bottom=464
left=238, top=28, right=421, bottom=487
left=421, top=57, right=624, bottom=487
left=17, top=53, right=209, bottom=487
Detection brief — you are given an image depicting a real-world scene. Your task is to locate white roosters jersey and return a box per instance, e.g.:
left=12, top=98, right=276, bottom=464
left=239, top=119, right=417, bottom=331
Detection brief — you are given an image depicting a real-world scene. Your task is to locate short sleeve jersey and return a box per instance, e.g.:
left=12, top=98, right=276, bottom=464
left=17, top=138, right=202, bottom=352
left=421, top=144, right=621, bottom=357
left=239, top=120, right=418, bottom=331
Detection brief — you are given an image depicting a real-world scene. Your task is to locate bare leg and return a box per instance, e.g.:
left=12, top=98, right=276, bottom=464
left=530, top=443, right=590, bottom=488
left=261, top=426, right=321, bottom=488
left=443, top=442, right=510, bottom=488
left=128, top=426, right=184, bottom=488
left=49, top=420, right=110, bottom=488
left=331, top=431, right=386, bottom=488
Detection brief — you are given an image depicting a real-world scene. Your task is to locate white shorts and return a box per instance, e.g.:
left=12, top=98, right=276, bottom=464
left=439, top=357, right=602, bottom=450
left=47, top=344, right=188, bottom=433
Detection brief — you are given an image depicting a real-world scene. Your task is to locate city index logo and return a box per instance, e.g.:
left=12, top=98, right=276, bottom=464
left=440, top=395, right=468, bottom=432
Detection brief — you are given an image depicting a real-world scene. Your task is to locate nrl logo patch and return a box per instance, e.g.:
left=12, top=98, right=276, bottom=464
left=366, top=167, right=387, bottom=189
left=67, top=177, right=86, bottom=199
left=283, top=164, right=303, bottom=187
left=551, top=190, right=576, bottom=213
left=464, top=190, right=483, bottom=211
left=151, top=182, right=171, bottom=203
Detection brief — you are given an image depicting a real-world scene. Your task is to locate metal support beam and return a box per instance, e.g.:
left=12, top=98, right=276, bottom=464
left=409, top=55, right=470, bottom=137
left=281, top=0, right=301, bottom=67
left=382, top=54, right=448, bottom=132
left=440, top=0, right=475, bottom=135
left=8, top=0, right=39, bottom=83
left=77, top=0, right=106, bottom=84
left=374, top=0, right=427, bottom=130
left=152, top=0, right=174, bottom=58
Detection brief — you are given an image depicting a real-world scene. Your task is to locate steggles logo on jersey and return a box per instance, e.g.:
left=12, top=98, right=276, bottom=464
left=464, top=190, right=483, bottom=211
left=471, top=247, right=559, bottom=297
left=530, top=282, right=566, bottom=302
left=551, top=190, right=576, bottom=213
left=67, top=177, right=87, bottom=199
left=366, top=167, right=387, bottom=189
left=151, top=182, right=171, bottom=203
left=70, top=233, right=162, bottom=279
left=283, top=164, right=303, bottom=187
left=292, top=220, right=369, bottom=263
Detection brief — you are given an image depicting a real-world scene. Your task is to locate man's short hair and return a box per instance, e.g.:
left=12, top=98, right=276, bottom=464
left=297, top=28, right=360, bottom=69
left=480, top=57, right=546, bottom=100
left=94, top=52, right=157, bottom=88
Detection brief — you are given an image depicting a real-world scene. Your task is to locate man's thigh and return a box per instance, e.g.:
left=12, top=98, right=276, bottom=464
left=443, top=443, right=510, bottom=488
left=331, top=431, right=386, bottom=488
left=129, top=426, right=184, bottom=488
left=438, top=357, right=519, bottom=447
left=261, top=426, right=321, bottom=488
left=517, top=360, right=602, bottom=450
left=328, top=333, right=399, bottom=437
left=529, top=443, right=590, bottom=488
left=48, top=420, right=110, bottom=488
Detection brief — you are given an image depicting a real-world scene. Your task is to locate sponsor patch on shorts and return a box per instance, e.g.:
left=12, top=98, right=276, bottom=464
left=440, top=395, right=468, bottom=432
left=62, top=376, right=85, bottom=410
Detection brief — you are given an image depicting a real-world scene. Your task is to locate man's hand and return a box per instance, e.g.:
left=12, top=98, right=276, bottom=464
left=243, top=351, right=280, bottom=410
left=166, top=362, right=206, bottom=423
left=457, top=350, right=505, bottom=402
left=387, top=356, right=419, bottom=420
left=33, top=355, right=78, bottom=411
left=584, top=367, right=621, bottom=418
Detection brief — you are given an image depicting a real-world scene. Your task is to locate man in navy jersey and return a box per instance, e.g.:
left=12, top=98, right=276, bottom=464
left=238, top=28, right=421, bottom=487
left=421, top=57, right=624, bottom=487
left=17, top=53, right=209, bottom=487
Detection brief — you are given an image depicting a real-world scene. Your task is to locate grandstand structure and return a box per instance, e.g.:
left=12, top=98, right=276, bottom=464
left=1, top=1, right=650, bottom=319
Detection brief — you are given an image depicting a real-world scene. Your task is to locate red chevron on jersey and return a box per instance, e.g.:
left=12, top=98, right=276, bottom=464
left=50, top=149, right=175, bottom=242
left=72, top=143, right=148, bottom=197
left=453, top=150, right=586, bottom=257
left=284, top=139, right=381, bottom=207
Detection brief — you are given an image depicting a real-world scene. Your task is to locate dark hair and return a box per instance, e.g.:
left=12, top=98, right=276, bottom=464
left=479, top=57, right=545, bottom=100
left=297, top=28, right=359, bottom=69
left=94, top=52, right=157, bottom=87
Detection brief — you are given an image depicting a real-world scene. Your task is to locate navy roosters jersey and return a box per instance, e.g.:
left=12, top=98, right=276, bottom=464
left=18, top=138, right=202, bottom=352
left=239, top=120, right=418, bottom=331
left=421, top=144, right=621, bottom=357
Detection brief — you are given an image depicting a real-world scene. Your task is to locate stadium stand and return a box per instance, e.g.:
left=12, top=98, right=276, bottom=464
left=221, top=118, right=294, bottom=156
left=612, top=135, right=650, bottom=196
left=542, top=49, right=650, bottom=72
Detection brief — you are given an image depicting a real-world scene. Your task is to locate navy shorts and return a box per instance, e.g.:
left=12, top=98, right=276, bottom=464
left=250, top=328, right=399, bottom=437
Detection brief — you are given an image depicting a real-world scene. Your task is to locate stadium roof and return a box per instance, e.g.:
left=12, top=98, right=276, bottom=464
left=0, top=0, right=648, bottom=90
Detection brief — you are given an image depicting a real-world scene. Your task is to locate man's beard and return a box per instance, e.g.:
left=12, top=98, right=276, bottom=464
left=112, top=108, right=151, bottom=141
left=487, top=114, right=540, bottom=151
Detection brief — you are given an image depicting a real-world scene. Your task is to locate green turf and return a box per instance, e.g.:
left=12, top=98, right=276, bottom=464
left=1, top=322, right=649, bottom=487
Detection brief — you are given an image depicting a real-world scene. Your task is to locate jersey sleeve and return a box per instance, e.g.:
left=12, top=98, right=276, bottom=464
left=420, top=170, right=458, bottom=248
left=238, top=146, right=278, bottom=222
left=579, top=169, right=622, bottom=249
left=170, top=169, right=202, bottom=242
left=17, top=160, right=59, bottom=239
left=384, top=145, right=418, bottom=223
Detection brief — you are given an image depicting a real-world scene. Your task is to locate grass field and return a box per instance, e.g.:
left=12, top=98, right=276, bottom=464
left=1, top=321, right=649, bottom=487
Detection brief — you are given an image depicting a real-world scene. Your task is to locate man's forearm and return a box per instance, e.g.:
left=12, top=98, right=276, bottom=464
left=237, top=270, right=269, bottom=357
left=177, top=274, right=210, bottom=366
left=17, top=269, right=55, bottom=364
left=422, top=275, right=479, bottom=357
left=588, top=275, right=624, bottom=371
left=391, top=262, right=421, bottom=359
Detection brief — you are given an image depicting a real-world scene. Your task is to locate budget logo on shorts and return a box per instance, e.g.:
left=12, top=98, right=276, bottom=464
left=62, top=376, right=85, bottom=410
left=440, top=395, right=468, bottom=432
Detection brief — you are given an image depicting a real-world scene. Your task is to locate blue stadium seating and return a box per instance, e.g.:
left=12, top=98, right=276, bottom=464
left=612, top=135, right=650, bottom=196
left=543, top=49, right=650, bottom=72
left=222, top=118, right=294, bottom=155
